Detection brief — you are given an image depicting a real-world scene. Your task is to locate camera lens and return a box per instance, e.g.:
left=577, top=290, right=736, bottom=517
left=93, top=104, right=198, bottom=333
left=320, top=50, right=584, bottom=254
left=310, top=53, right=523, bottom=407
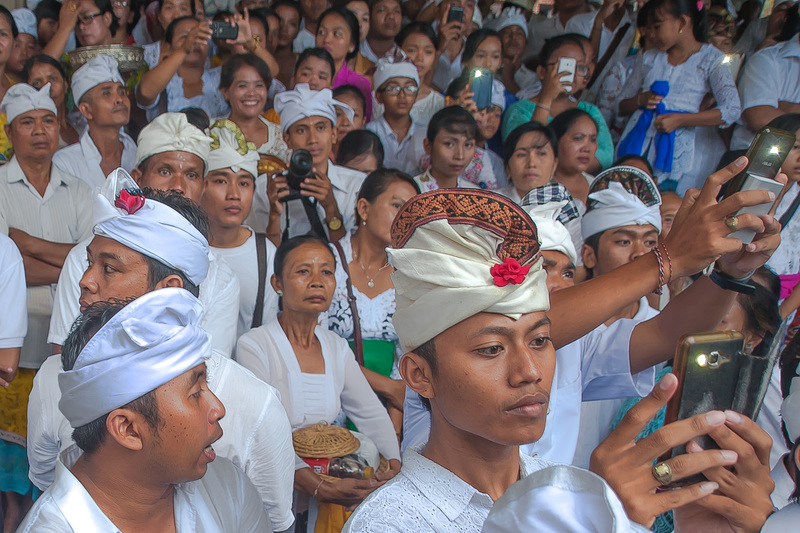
left=290, top=149, right=314, bottom=178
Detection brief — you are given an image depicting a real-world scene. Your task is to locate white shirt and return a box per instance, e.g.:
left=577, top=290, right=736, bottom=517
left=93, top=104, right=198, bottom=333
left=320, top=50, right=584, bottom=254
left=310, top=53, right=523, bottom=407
left=413, top=171, right=481, bottom=193
left=359, top=40, right=380, bottom=63
left=366, top=117, right=425, bottom=175
left=0, top=157, right=93, bottom=368
left=211, top=228, right=279, bottom=340
left=47, top=237, right=241, bottom=357
left=762, top=501, right=800, bottom=533
left=293, top=26, right=316, bottom=54
left=236, top=319, right=401, bottom=470
left=342, top=445, right=553, bottom=532
left=18, top=446, right=271, bottom=532
left=52, top=128, right=138, bottom=189
left=767, top=182, right=800, bottom=276
left=771, top=456, right=796, bottom=510
left=26, top=349, right=296, bottom=531
left=433, top=48, right=463, bottom=93
left=139, top=66, right=230, bottom=122
left=251, top=163, right=367, bottom=238
left=0, top=233, right=26, bottom=349
left=731, top=37, right=800, bottom=150
left=524, top=13, right=567, bottom=63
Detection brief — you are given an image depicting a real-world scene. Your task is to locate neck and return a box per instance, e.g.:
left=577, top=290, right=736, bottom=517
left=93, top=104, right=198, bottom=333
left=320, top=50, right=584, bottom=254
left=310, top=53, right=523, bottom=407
left=316, top=158, right=330, bottom=175
left=210, top=224, right=250, bottom=248
left=384, top=112, right=412, bottom=140
left=423, top=410, right=522, bottom=501
left=178, top=64, right=204, bottom=81
left=429, top=167, right=459, bottom=188
left=604, top=295, right=641, bottom=324
left=334, top=58, right=346, bottom=76
left=304, top=18, right=319, bottom=34
left=668, top=36, right=700, bottom=61
left=278, top=309, right=319, bottom=348
left=16, top=156, right=52, bottom=193
left=89, top=123, right=122, bottom=153
left=351, top=229, right=387, bottom=268
left=367, top=34, right=395, bottom=58
left=605, top=8, right=625, bottom=30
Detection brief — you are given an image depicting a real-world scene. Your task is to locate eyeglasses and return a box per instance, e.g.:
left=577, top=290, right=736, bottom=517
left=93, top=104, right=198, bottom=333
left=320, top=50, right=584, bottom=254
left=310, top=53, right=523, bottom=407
left=77, top=12, right=104, bottom=25
left=547, top=62, right=590, bottom=77
left=588, top=166, right=661, bottom=209
left=112, top=0, right=129, bottom=7
left=379, top=85, right=419, bottom=96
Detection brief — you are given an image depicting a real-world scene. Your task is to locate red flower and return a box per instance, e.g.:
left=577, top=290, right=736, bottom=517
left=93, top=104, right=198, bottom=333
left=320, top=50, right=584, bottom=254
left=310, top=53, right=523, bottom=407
left=115, top=189, right=145, bottom=215
left=490, top=258, right=531, bottom=287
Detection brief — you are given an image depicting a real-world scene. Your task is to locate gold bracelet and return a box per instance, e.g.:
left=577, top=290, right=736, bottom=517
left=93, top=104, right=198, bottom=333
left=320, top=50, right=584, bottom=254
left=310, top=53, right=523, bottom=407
left=313, top=478, right=325, bottom=498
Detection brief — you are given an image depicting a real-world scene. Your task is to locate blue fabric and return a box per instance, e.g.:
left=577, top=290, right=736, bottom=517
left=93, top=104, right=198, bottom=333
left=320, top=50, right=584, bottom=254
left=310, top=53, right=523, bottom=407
left=0, top=439, right=32, bottom=496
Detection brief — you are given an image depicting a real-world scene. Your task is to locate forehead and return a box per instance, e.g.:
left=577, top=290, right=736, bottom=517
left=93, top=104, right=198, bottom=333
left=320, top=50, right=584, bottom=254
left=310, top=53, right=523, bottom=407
left=285, top=241, right=335, bottom=264
left=29, top=62, right=60, bottom=77
left=541, top=249, right=571, bottom=265
left=298, top=56, right=331, bottom=73
left=276, top=5, right=299, bottom=18
left=232, top=64, right=263, bottom=80
left=320, top=12, right=348, bottom=27
left=162, top=0, right=192, bottom=8
left=335, top=93, right=364, bottom=111
left=603, top=224, right=659, bottom=239
left=142, top=151, right=204, bottom=174
left=477, top=35, right=501, bottom=48
left=347, top=1, right=369, bottom=12
left=288, top=115, right=333, bottom=131
left=384, top=76, right=417, bottom=86
left=515, top=130, right=551, bottom=149
left=372, top=0, right=401, bottom=11
left=162, top=363, right=207, bottom=393
left=89, top=80, right=124, bottom=93
left=88, top=235, right=148, bottom=265
left=565, top=115, right=597, bottom=133
left=205, top=167, right=254, bottom=180
left=553, top=42, right=585, bottom=60
left=12, top=108, right=57, bottom=124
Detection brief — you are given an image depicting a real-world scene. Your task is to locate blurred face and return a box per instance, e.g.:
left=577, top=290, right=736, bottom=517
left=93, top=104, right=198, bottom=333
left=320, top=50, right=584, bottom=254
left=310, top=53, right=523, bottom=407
left=28, top=61, right=68, bottom=107
left=768, top=1, right=797, bottom=34
left=0, top=16, right=13, bottom=66
left=300, top=0, right=328, bottom=24
left=284, top=116, right=337, bottom=168
left=370, top=0, right=401, bottom=39
left=158, top=0, right=193, bottom=33
left=80, top=236, right=152, bottom=311
left=293, top=56, right=333, bottom=89
left=539, top=42, right=587, bottom=95
left=376, top=77, right=418, bottom=118
left=401, top=32, right=436, bottom=79
left=709, top=34, right=733, bottom=53
left=334, top=92, right=365, bottom=140
left=467, top=35, right=501, bottom=74
left=346, top=0, right=370, bottom=43
left=426, top=129, right=475, bottom=181
left=80, top=81, right=130, bottom=128
left=38, top=18, right=59, bottom=47
left=650, top=9, right=686, bottom=51
left=583, top=224, right=659, bottom=276
left=342, top=152, right=378, bottom=173
left=76, top=0, right=114, bottom=46
left=201, top=168, right=255, bottom=230
left=715, top=299, right=763, bottom=354
left=781, top=128, right=800, bottom=183
left=474, top=104, right=501, bottom=141
left=248, top=18, right=269, bottom=53
left=542, top=250, right=576, bottom=293
left=413, top=310, right=554, bottom=447
left=659, top=192, right=682, bottom=238
left=111, top=0, right=133, bottom=29
left=557, top=115, right=597, bottom=175
left=5, top=109, right=59, bottom=161
left=359, top=179, right=417, bottom=245
left=276, top=5, right=301, bottom=47
left=316, top=12, right=353, bottom=64
left=617, top=157, right=652, bottom=177
left=273, top=241, right=337, bottom=314
left=506, top=130, right=557, bottom=195
left=8, top=33, right=37, bottom=76
left=499, top=25, right=526, bottom=60
left=133, top=151, right=205, bottom=201
left=265, top=15, right=280, bottom=52
left=223, top=65, right=268, bottom=119
left=170, top=18, right=208, bottom=65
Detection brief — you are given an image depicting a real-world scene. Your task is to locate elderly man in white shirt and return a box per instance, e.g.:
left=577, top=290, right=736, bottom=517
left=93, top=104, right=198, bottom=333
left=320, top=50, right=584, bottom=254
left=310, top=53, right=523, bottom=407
left=27, top=170, right=296, bottom=532
left=52, top=54, right=137, bottom=189
left=18, top=288, right=271, bottom=532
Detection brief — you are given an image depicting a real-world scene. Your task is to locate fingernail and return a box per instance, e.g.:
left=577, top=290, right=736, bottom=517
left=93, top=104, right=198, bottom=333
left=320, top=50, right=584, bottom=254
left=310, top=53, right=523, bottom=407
left=658, top=373, right=676, bottom=390
left=721, top=450, right=738, bottom=462
left=735, top=156, right=747, bottom=167
left=706, top=411, right=725, bottom=425
left=699, top=481, right=719, bottom=494
left=686, top=440, right=703, bottom=453
left=724, top=410, right=741, bottom=424
left=768, top=191, right=776, bottom=200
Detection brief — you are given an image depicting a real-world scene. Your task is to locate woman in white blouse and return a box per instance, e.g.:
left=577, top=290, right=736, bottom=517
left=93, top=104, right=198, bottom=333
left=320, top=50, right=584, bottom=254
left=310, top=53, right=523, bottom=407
left=236, top=234, right=401, bottom=526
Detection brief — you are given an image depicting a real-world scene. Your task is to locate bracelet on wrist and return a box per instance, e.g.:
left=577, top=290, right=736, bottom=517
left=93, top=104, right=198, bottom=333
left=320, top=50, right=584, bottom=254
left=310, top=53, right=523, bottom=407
left=707, top=268, right=756, bottom=294
left=537, top=103, right=551, bottom=112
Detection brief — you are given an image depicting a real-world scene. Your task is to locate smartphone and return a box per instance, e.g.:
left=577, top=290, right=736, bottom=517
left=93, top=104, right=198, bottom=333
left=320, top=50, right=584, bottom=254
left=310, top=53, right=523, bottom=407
left=211, top=20, right=239, bottom=40
left=721, top=127, right=794, bottom=244
left=469, top=67, right=493, bottom=110
left=447, top=6, right=464, bottom=23
left=558, top=57, right=577, bottom=93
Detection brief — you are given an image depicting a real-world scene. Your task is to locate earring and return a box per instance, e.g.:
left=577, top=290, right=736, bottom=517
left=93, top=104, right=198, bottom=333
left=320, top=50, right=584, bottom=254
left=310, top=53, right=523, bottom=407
left=362, top=221, right=366, bottom=226
left=277, top=290, right=283, bottom=297
left=547, top=407, right=551, bottom=415
left=679, top=28, right=684, bottom=33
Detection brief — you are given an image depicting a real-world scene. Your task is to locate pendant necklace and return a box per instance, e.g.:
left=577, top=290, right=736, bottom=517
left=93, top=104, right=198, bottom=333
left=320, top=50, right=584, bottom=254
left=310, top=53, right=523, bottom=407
left=354, top=247, right=390, bottom=288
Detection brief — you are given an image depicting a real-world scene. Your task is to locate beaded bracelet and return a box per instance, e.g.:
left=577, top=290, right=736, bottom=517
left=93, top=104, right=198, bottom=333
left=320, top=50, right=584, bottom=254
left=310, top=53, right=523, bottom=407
left=660, top=242, right=673, bottom=286
left=651, top=243, right=674, bottom=295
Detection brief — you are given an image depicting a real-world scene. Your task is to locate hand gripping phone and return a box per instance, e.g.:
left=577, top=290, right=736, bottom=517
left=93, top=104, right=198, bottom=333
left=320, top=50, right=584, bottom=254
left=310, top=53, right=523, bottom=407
left=447, top=6, right=464, bottom=23
left=557, top=57, right=577, bottom=93
left=211, top=20, right=239, bottom=40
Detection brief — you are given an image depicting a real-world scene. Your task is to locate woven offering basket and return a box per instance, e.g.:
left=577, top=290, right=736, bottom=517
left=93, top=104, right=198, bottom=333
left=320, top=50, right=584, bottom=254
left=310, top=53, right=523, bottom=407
left=69, top=45, right=145, bottom=72
left=293, top=423, right=389, bottom=482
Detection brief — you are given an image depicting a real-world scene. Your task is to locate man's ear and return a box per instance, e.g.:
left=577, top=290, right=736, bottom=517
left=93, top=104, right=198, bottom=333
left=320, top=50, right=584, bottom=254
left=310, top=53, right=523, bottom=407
left=130, top=167, right=143, bottom=185
left=270, top=273, right=282, bottom=295
left=581, top=243, right=597, bottom=270
left=155, top=274, right=185, bottom=290
left=423, top=137, right=431, bottom=156
left=78, top=101, right=93, bottom=121
left=399, top=352, right=436, bottom=403
left=106, top=409, right=145, bottom=451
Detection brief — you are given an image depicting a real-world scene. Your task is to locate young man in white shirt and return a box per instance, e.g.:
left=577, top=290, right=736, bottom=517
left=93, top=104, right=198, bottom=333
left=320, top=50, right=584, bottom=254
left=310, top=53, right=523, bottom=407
left=360, top=0, right=402, bottom=62
left=18, top=289, right=271, bottom=532
left=52, top=54, right=137, bottom=188
left=293, top=0, right=327, bottom=52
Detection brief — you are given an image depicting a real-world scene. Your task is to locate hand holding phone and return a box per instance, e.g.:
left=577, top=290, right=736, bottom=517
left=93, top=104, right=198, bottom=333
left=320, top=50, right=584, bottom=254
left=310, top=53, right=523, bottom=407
left=557, top=57, right=576, bottom=93
left=468, top=67, right=493, bottom=111
left=447, top=6, right=464, bottom=22
left=211, top=20, right=239, bottom=40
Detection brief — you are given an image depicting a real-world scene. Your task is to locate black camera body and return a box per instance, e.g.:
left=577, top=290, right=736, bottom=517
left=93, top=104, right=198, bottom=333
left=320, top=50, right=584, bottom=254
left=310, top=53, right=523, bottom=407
left=281, top=149, right=314, bottom=202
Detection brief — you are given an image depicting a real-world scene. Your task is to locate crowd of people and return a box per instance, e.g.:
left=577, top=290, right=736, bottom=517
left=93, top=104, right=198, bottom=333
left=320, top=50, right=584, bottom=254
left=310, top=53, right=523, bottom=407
left=1, top=0, right=800, bottom=530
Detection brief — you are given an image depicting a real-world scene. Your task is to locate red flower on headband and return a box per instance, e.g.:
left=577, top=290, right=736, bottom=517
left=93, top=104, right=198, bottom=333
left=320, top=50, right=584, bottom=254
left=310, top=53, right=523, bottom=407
left=490, top=258, right=531, bottom=287
left=115, top=189, right=145, bottom=215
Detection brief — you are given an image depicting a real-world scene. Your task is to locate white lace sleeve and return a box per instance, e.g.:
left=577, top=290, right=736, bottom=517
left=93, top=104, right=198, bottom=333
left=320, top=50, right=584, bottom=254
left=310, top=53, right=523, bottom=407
left=707, top=52, right=742, bottom=128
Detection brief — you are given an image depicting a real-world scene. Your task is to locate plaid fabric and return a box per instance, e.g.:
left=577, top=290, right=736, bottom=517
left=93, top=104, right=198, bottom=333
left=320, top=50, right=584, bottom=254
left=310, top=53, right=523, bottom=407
left=519, top=183, right=582, bottom=224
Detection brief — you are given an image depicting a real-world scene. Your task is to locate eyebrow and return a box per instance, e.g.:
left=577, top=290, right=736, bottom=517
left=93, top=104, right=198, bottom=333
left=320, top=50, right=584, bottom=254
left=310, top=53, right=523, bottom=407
left=189, top=367, right=206, bottom=388
left=97, top=251, right=123, bottom=262
left=473, top=317, right=551, bottom=338
left=610, top=228, right=658, bottom=239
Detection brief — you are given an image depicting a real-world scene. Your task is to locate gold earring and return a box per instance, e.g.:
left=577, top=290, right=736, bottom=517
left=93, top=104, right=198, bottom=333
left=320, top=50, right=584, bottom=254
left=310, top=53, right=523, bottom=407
left=679, top=28, right=683, bottom=33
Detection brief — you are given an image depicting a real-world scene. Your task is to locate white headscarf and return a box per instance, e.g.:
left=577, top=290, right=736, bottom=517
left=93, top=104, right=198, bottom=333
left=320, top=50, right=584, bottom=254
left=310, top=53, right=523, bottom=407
left=581, top=182, right=662, bottom=240
left=11, top=8, right=37, bottom=38
left=71, top=54, right=125, bottom=105
left=92, top=168, right=210, bottom=286
left=135, top=112, right=213, bottom=170
left=207, top=122, right=260, bottom=178
left=484, top=7, right=528, bottom=37
left=274, top=83, right=354, bottom=133
left=372, top=56, right=420, bottom=92
left=525, top=201, right=578, bottom=264
left=59, top=288, right=210, bottom=428
left=389, top=190, right=549, bottom=353
left=782, top=377, right=800, bottom=443
left=0, top=83, right=57, bottom=124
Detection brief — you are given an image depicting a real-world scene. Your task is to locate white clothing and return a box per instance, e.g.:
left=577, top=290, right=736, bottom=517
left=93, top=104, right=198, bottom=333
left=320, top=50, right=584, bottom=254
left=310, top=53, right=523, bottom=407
left=413, top=170, right=480, bottom=192
left=47, top=237, right=241, bottom=357
left=432, top=48, right=463, bottom=93
left=733, top=16, right=769, bottom=59
left=143, top=41, right=161, bottom=69
left=598, top=55, right=638, bottom=142
left=255, top=115, right=291, bottom=162
left=251, top=163, right=366, bottom=237
left=757, top=365, right=790, bottom=470
left=359, top=39, right=380, bottom=63
left=0, top=234, right=26, bottom=349
left=484, top=149, right=507, bottom=189
left=767, top=181, right=800, bottom=276
left=26, top=350, right=296, bottom=531
left=18, top=446, right=271, bottom=532
left=514, top=65, right=541, bottom=101
left=366, top=117, right=425, bottom=174
left=524, top=13, right=566, bottom=63
left=0, top=158, right=92, bottom=368
left=762, top=501, right=800, bottom=533
left=139, top=66, right=230, bottom=122
left=211, top=228, right=279, bottom=340
left=236, top=318, right=401, bottom=470
left=293, top=27, right=316, bottom=54
left=731, top=37, right=800, bottom=150
left=771, top=456, right=795, bottom=510
left=52, top=128, right=138, bottom=189
left=342, top=445, right=553, bottom=532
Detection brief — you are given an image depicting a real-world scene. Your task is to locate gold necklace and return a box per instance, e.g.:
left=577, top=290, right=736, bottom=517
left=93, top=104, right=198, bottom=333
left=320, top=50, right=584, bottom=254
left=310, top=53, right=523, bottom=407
left=353, top=246, right=390, bottom=288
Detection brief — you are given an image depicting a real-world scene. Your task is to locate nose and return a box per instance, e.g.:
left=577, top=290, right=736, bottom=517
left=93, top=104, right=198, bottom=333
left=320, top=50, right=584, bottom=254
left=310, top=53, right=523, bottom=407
left=228, top=181, right=242, bottom=200
left=631, top=240, right=650, bottom=260
left=208, top=390, right=226, bottom=423
left=454, top=144, right=464, bottom=160
left=79, top=266, right=98, bottom=296
left=527, top=152, right=538, bottom=168
left=508, top=339, right=546, bottom=388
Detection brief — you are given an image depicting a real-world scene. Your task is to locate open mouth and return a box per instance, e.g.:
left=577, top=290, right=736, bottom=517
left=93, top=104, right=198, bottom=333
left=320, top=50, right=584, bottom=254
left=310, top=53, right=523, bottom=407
left=203, top=445, right=216, bottom=461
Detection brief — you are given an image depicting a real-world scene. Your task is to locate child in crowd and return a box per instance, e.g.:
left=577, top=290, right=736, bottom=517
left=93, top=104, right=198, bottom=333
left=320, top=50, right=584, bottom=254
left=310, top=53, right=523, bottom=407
left=337, top=129, right=385, bottom=173
left=332, top=84, right=367, bottom=159
left=264, top=47, right=335, bottom=124
left=396, top=22, right=445, bottom=124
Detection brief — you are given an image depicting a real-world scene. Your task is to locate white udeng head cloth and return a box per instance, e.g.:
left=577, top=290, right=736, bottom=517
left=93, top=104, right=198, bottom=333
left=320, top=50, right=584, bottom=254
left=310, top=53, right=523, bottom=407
left=12, top=8, right=37, bottom=38
left=581, top=180, right=662, bottom=240
left=0, top=83, right=57, bottom=124
left=372, top=55, right=420, bottom=92
left=524, top=200, right=578, bottom=264
left=485, top=7, right=529, bottom=37
left=135, top=112, right=213, bottom=170
left=274, top=83, right=354, bottom=133
left=59, top=288, right=210, bottom=428
left=92, top=168, right=210, bottom=285
left=389, top=189, right=549, bottom=353
left=207, top=122, right=260, bottom=178
left=71, top=54, right=125, bottom=105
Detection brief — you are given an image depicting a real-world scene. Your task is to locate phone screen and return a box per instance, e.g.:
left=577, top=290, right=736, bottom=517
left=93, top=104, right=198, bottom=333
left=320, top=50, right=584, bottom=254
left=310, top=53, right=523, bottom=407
left=722, top=127, right=795, bottom=200
left=447, top=6, right=464, bottom=22
left=469, top=68, right=493, bottom=110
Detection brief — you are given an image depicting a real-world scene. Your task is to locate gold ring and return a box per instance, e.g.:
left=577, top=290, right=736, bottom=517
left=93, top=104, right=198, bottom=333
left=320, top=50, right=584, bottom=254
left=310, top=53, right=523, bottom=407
left=70, top=3, right=78, bottom=10
left=725, top=215, right=739, bottom=232
left=652, top=461, right=673, bottom=486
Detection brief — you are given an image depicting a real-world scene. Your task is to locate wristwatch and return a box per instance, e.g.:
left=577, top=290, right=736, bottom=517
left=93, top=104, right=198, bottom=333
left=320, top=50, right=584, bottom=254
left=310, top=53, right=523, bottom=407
left=707, top=268, right=756, bottom=294
left=326, top=216, right=343, bottom=231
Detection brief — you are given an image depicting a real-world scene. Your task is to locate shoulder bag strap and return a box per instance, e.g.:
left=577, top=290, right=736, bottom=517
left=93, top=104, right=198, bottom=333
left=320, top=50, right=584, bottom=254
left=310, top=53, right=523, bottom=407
left=779, top=189, right=800, bottom=230
left=588, top=23, right=632, bottom=90
left=332, top=240, right=365, bottom=366
left=251, top=233, right=268, bottom=329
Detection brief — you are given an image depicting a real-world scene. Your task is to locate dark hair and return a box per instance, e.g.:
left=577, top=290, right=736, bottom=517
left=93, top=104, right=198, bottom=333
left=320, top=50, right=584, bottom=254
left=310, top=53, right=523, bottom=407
left=165, top=15, right=196, bottom=44
left=294, top=47, right=336, bottom=77
left=248, top=7, right=271, bottom=36
left=426, top=105, right=478, bottom=143
left=539, top=33, right=585, bottom=68
left=768, top=113, right=800, bottom=134
left=738, top=283, right=781, bottom=357
left=778, top=3, right=800, bottom=42
left=23, top=54, right=68, bottom=88
left=445, top=70, right=470, bottom=99
left=333, top=84, right=366, bottom=115
left=412, top=338, right=437, bottom=410
left=0, top=6, right=18, bottom=39
left=502, top=121, right=558, bottom=166
left=613, top=154, right=655, bottom=176
left=337, top=129, right=385, bottom=168
left=582, top=231, right=602, bottom=279
left=549, top=108, right=596, bottom=141
left=273, top=0, right=302, bottom=21
left=354, top=168, right=419, bottom=224
left=180, top=107, right=210, bottom=130
left=369, top=0, right=402, bottom=15
left=318, top=7, right=360, bottom=61
left=752, top=265, right=781, bottom=300
left=220, top=53, right=272, bottom=90
left=647, top=0, right=708, bottom=43
left=87, top=0, right=121, bottom=37
left=462, top=28, right=500, bottom=64
left=396, top=21, right=438, bottom=50
left=34, top=0, right=62, bottom=23
left=273, top=234, right=336, bottom=276
left=63, top=298, right=161, bottom=454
